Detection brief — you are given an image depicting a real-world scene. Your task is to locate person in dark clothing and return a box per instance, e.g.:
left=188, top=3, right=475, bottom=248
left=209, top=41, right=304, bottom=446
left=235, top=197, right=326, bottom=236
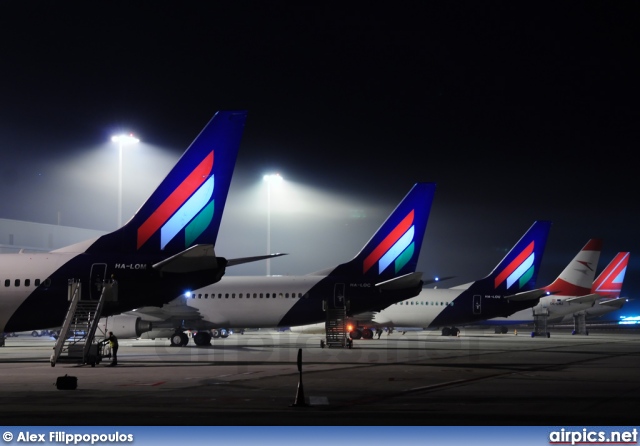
left=102, top=331, right=119, bottom=366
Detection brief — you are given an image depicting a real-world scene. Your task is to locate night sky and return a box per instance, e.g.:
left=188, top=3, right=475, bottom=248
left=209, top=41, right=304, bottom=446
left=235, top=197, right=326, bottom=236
left=0, top=3, right=638, bottom=318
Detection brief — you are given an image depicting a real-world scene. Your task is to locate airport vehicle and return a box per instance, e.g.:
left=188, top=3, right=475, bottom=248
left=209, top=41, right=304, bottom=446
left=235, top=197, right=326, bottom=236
left=100, top=182, right=438, bottom=346
left=0, top=110, right=275, bottom=334
left=362, top=220, right=552, bottom=338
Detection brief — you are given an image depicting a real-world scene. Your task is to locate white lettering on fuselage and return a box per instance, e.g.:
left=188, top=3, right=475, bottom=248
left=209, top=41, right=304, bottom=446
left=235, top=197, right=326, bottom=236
left=115, top=264, right=147, bottom=270
left=349, top=283, right=371, bottom=288
left=484, top=295, right=502, bottom=299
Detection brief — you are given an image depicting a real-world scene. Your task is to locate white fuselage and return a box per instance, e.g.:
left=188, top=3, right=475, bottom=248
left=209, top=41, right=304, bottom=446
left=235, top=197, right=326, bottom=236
left=183, top=275, right=325, bottom=328
left=0, top=251, right=81, bottom=332
left=372, top=288, right=459, bottom=328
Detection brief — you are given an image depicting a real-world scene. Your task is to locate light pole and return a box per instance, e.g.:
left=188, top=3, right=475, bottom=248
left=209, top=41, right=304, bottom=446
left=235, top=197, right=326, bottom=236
left=263, top=173, right=283, bottom=276
left=111, top=134, right=139, bottom=228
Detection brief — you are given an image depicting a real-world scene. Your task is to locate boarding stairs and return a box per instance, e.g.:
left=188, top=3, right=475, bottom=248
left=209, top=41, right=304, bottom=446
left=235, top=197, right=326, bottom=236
left=323, top=308, right=350, bottom=348
left=531, top=308, right=550, bottom=338
left=50, top=279, right=115, bottom=367
left=572, top=313, right=588, bottom=335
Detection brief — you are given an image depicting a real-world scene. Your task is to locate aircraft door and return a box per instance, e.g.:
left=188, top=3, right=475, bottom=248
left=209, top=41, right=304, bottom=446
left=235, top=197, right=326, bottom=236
left=333, top=283, right=345, bottom=310
left=89, top=263, right=108, bottom=300
left=473, top=294, right=481, bottom=315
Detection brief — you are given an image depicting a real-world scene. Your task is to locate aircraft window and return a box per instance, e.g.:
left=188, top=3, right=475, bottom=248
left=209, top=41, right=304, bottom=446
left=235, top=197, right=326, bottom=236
left=280, top=293, right=284, bottom=298
left=232, top=293, right=235, bottom=298
left=44, top=278, right=51, bottom=287
left=285, top=293, right=289, bottom=298
left=239, top=293, right=243, bottom=298
left=25, top=279, right=30, bottom=286
left=259, top=293, right=263, bottom=298
left=4, top=279, right=9, bottom=287
left=266, top=293, right=270, bottom=298
left=204, top=294, right=208, bottom=299
left=35, top=279, right=41, bottom=286
left=198, top=294, right=202, bottom=299
left=15, top=279, right=20, bottom=287
left=225, top=293, right=229, bottom=298
left=253, top=293, right=257, bottom=298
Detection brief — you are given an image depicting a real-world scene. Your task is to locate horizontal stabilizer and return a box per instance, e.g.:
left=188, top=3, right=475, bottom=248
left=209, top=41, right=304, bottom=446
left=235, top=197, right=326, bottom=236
left=423, top=275, right=455, bottom=287
left=227, top=253, right=288, bottom=267
left=152, top=244, right=220, bottom=273
left=565, top=293, right=600, bottom=304
left=506, top=289, right=548, bottom=302
left=598, top=298, right=628, bottom=309
left=376, top=272, right=423, bottom=291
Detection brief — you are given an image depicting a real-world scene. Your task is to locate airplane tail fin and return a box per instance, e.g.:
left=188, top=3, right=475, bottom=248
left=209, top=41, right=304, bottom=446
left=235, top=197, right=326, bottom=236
left=543, top=238, right=602, bottom=296
left=471, top=220, right=552, bottom=294
left=592, top=252, right=629, bottom=298
left=329, top=182, right=436, bottom=282
left=86, top=110, right=248, bottom=256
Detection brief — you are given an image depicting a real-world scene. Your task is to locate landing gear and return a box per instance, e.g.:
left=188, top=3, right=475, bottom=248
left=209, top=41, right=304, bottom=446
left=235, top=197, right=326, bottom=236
left=441, top=326, right=460, bottom=336
left=193, top=331, right=212, bottom=346
left=170, top=331, right=189, bottom=347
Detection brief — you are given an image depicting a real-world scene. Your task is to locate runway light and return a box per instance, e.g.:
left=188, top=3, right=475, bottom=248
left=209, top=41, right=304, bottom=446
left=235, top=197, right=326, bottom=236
left=618, top=315, right=640, bottom=325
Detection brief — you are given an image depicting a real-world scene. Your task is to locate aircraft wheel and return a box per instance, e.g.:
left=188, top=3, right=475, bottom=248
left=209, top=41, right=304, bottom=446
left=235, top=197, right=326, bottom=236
left=442, top=327, right=451, bottom=336
left=32, top=331, right=39, bottom=337
left=194, top=331, right=212, bottom=346
left=179, top=332, right=189, bottom=346
left=350, top=329, right=362, bottom=340
left=220, top=328, right=229, bottom=338
left=170, top=332, right=184, bottom=347
left=362, top=328, right=373, bottom=339
left=501, top=326, right=508, bottom=334
left=211, top=329, right=221, bottom=339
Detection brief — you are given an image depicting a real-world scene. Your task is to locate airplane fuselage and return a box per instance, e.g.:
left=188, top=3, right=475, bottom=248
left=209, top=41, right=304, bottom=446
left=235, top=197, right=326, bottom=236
left=0, top=250, right=226, bottom=333
left=181, top=273, right=423, bottom=329
left=372, top=286, right=538, bottom=328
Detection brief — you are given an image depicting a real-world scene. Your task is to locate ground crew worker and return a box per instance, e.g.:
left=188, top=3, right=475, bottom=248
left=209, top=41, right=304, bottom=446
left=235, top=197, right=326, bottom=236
left=102, top=331, right=119, bottom=366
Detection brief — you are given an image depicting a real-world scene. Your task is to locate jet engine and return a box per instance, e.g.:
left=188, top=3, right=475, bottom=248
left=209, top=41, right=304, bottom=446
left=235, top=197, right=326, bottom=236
left=99, top=315, right=153, bottom=339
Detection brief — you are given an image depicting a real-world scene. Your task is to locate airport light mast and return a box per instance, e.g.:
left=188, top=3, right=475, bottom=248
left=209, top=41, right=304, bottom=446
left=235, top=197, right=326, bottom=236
left=263, top=173, right=283, bottom=276
left=111, top=133, right=139, bottom=228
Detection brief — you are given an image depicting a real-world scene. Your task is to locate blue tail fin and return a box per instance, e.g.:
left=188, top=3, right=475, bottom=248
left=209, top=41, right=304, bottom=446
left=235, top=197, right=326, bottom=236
left=330, top=182, right=436, bottom=282
left=86, top=110, right=248, bottom=255
left=470, top=220, right=552, bottom=294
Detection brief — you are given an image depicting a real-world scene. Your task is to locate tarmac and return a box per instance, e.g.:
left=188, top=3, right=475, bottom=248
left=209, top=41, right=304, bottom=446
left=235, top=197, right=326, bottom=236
left=0, top=327, right=639, bottom=426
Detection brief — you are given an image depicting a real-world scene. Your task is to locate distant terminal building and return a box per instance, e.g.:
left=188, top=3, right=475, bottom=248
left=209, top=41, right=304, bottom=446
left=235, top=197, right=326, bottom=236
left=0, top=218, right=106, bottom=253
